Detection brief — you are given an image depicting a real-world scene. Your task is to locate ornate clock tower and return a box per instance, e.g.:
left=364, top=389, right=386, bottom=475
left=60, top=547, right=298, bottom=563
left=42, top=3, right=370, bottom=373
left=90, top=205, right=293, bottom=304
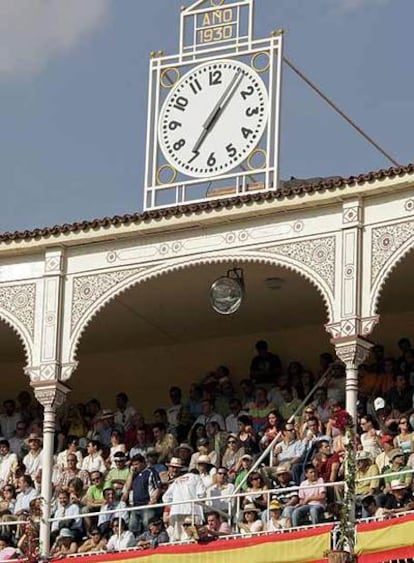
left=144, top=0, right=283, bottom=210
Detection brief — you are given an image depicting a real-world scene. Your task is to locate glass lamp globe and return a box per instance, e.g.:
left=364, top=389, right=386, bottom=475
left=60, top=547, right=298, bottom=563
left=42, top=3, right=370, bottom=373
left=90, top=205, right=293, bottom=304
left=210, top=275, right=244, bottom=315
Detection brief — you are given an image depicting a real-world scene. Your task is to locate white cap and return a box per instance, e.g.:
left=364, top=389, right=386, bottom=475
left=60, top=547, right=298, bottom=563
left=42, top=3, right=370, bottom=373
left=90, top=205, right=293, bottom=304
left=374, top=397, right=385, bottom=411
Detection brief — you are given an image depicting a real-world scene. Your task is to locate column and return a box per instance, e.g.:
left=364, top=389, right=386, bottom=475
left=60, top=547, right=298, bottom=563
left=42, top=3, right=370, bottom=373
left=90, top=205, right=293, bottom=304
left=32, top=381, right=70, bottom=557
left=332, top=336, right=373, bottom=422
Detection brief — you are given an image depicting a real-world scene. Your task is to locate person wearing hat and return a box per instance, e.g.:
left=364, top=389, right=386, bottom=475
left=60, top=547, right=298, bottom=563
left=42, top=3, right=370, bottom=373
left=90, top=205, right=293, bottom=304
left=265, top=465, right=298, bottom=524
left=196, top=455, right=216, bottom=489
left=239, top=503, right=263, bottom=535
left=382, top=448, right=412, bottom=492
left=375, top=434, right=394, bottom=472
left=162, top=457, right=206, bottom=541
left=189, top=438, right=217, bottom=471
left=136, top=515, right=170, bottom=549
left=265, top=500, right=288, bottom=531
left=105, top=451, right=129, bottom=488
left=174, top=443, right=193, bottom=468
left=50, top=528, right=78, bottom=557
left=355, top=451, right=380, bottom=517
left=22, top=434, right=43, bottom=485
left=383, top=479, right=414, bottom=515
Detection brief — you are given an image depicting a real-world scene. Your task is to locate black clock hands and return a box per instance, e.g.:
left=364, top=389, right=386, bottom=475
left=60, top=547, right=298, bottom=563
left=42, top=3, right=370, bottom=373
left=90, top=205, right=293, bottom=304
left=192, top=69, right=244, bottom=155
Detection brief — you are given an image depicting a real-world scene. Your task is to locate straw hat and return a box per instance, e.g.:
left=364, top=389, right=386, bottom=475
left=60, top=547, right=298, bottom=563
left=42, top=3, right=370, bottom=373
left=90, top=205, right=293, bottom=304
left=168, top=457, right=185, bottom=469
left=25, top=433, right=43, bottom=445
left=243, top=503, right=260, bottom=513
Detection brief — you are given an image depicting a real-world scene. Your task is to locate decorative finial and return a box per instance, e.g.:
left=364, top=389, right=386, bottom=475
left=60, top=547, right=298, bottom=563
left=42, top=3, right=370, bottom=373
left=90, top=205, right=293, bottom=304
left=272, top=29, right=285, bottom=37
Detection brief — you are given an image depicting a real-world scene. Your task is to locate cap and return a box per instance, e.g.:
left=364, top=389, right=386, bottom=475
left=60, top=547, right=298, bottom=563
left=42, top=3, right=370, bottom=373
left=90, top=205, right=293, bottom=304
left=113, top=451, right=127, bottom=460
left=356, top=450, right=372, bottom=462
left=389, top=448, right=405, bottom=462
left=374, top=397, right=386, bottom=411
left=390, top=479, right=407, bottom=490
left=241, top=454, right=253, bottom=461
left=269, top=500, right=282, bottom=510
left=176, top=443, right=193, bottom=453
left=242, top=503, right=260, bottom=513
left=275, top=464, right=290, bottom=475
left=59, top=528, right=75, bottom=539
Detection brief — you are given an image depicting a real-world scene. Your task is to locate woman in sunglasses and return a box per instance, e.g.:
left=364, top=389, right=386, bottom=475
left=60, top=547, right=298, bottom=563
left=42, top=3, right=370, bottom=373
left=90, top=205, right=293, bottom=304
left=221, top=435, right=245, bottom=480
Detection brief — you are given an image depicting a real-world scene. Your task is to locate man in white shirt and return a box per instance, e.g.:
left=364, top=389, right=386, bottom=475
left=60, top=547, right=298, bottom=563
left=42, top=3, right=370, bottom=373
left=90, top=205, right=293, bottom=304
left=162, top=457, right=206, bottom=540
left=106, top=518, right=136, bottom=552
left=51, top=490, right=82, bottom=540
left=114, top=393, right=136, bottom=432
left=81, top=440, right=106, bottom=474
left=13, top=475, right=38, bottom=516
left=0, top=400, right=22, bottom=440
left=0, top=440, right=17, bottom=488
left=9, top=422, right=28, bottom=458
left=207, top=466, right=235, bottom=515
left=97, top=487, right=128, bottom=534
left=225, top=399, right=248, bottom=435
left=23, top=434, right=43, bottom=484
left=193, top=399, right=225, bottom=431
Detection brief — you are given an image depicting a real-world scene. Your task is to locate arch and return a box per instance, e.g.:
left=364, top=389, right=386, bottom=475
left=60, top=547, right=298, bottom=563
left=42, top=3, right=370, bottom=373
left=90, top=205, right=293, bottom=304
left=68, top=250, right=335, bottom=366
left=0, top=309, right=33, bottom=367
left=370, top=235, right=414, bottom=317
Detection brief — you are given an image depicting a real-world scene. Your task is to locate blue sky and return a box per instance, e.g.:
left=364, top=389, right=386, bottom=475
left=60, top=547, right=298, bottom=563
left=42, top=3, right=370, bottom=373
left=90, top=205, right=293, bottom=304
left=0, top=0, right=412, bottom=232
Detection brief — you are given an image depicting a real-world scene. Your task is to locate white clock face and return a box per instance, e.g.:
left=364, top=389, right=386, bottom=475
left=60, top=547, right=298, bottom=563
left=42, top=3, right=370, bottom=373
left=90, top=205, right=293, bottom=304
left=158, top=59, right=268, bottom=179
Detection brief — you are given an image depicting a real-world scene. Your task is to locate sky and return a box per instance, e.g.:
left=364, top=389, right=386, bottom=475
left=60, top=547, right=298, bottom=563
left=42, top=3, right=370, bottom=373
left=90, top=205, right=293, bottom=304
left=0, top=0, right=413, bottom=233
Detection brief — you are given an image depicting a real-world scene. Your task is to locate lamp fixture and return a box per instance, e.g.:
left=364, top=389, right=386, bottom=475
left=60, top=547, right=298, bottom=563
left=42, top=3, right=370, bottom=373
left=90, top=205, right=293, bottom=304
left=209, top=268, right=245, bottom=315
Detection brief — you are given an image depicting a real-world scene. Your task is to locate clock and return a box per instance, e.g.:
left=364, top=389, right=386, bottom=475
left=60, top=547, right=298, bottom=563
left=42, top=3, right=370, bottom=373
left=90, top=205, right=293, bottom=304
left=158, top=59, right=269, bottom=179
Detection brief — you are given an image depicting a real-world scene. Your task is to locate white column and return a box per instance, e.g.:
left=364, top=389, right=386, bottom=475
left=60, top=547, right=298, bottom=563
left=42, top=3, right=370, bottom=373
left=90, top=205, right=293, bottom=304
left=33, top=381, right=70, bottom=557
left=332, top=336, right=373, bottom=422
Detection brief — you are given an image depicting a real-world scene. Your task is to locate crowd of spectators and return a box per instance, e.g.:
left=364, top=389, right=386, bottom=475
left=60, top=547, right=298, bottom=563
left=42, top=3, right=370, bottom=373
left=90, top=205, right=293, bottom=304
left=0, top=338, right=413, bottom=558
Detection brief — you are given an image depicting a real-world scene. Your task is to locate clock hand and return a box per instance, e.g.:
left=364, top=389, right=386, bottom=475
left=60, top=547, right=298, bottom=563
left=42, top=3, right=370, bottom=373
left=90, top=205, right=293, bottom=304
left=192, top=69, right=244, bottom=154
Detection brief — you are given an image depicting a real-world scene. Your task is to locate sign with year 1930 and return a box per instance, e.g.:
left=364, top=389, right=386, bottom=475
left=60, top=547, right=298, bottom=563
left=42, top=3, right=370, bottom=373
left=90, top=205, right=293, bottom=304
left=198, top=7, right=236, bottom=44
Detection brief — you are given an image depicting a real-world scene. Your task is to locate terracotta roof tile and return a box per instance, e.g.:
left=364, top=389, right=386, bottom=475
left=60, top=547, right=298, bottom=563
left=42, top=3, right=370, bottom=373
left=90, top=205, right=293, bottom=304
left=1, top=164, right=413, bottom=244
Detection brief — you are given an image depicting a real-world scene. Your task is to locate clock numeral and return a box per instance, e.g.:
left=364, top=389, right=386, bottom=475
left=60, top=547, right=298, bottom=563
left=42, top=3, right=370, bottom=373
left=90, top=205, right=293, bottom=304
left=190, top=78, right=202, bottom=95
left=241, top=127, right=253, bottom=139
left=207, top=152, right=217, bottom=166
left=241, top=85, right=254, bottom=100
left=168, top=120, right=182, bottom=131
left=173, top=139, right=186, bottom=151
left=188, top=151, right=199, bottom=164
left=209, top=70, right=222, bottom=86
left=226, top=143, right=237, bottom=158
left=173, top=96, right=189, bottom=112
left=246, top=106, right=260, bottom=117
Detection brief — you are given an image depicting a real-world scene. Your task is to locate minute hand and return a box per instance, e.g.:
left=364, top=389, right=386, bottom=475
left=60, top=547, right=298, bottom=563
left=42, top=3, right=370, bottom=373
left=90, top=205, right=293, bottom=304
left=192, top=69, right=244, bottom=153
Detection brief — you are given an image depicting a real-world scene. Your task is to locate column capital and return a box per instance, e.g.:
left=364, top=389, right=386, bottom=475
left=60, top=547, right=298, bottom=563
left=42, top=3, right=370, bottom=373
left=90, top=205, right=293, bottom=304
left=31, top=381, right=71, bottom=410
left=331, top=335, right=373, bottom=367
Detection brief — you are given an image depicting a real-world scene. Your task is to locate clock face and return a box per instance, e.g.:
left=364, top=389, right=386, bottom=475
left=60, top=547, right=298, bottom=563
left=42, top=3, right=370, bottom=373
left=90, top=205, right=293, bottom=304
left=158, top=59, right=269, bottom=179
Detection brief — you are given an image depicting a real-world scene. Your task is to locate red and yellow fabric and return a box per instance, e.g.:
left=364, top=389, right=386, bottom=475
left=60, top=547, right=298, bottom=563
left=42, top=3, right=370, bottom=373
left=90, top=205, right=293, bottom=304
left=356, top=513, right=414, bottom=563
left=65, top=525, right=332, bottom=563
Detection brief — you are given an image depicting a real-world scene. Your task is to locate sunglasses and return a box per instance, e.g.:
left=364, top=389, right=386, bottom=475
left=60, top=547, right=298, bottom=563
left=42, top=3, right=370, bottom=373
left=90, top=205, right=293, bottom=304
left=91, top=477, right=101, bottom=482
left=251, top=476, right=261, bottom=481
left=183, top=523, right=192, bottom=527
left=217, top=472, right=227, bottom=476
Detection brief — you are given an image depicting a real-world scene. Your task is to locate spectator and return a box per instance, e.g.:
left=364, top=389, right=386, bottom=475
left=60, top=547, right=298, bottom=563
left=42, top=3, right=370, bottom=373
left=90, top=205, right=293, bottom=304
left=51, top=490, right=82, bottom=542
left=225, top=399, right=248, bottom=435
left=56, top=453, right=90, bottom=493
left=56, top=436, right=83, bottom=470
left=174, top=443, right=193, bottom=469
left=82, top=471, right=106, bottom=533
left=266, top=465, right=298, bottom=525
left=166, top=387, right=192, bottom=442
left=204, top=510, right=231, bottom=538
left=375, top=434, right=394, bottom=472
left=239, top=503, right=263, bottom=535
left=106, top=518, right=135, bottom=552
left=291, top=464, right=326, bottom=527
left=98, top=487, right=128, bottom=536
left=193, top=400, right=225, bottom=431
left=249, top=340, right=281, bottom=385
left=78, top=528, right=107, bottom=553
left=50, top=528, right=78, bottom=557
left=0, top=401, right=21, bottom=440
left=81, top=440, right=106, bottom=474
left=13, top=475, right=37, bottom=517
left=265, top=500, right=289, bottom=530
left=237, top=415, right=259, bottom=456
left=136, top=516, right=169, bottom=549
left=189, top=438, right=217, bottom=470
left=109, top=430, right=127, bottom=467
left=273, top=423, right=306, bottom=485
left=0, top=441, right=17, bottom=490
left=221, top=435, right=245, bottom=478
left=278, top=388, right=302, bottom=423
left=22, top=434, right=43, bottom=484
left=393, top=416, right=414, bottom=454
left=196, top=455, right=216, bottom=489
left=162, top=457, right=206, bottom=541
left=360, top=415, right=381, bottom=459
left=8, top=422, right=28, bottom=458
left=114, top=392, right=136, bottom=432
left=207, top=466, right=234, bottom=515
left=129, top=428, right=151, bottom=459
left=383, top=481, right=414, bottom=515
left=382, top=448, right=412, bottom=491
left=386, top=374, right=413, bottom=416
left=122, top=454, right=162, bottom=535
left=234, top=454, right=254, bottom=491
left=244, top=471, right=268, bottom=512
left=247, top=388, right=276, bottom=433
left=105, top=451, right=130, bottom=488
left=153, top=423, right=177, bottom=464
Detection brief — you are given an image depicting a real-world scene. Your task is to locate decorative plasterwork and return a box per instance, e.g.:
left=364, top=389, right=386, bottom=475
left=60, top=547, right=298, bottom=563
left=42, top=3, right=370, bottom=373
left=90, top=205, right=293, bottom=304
left=71, top=268, right=147, bottom=334
left=0, top=283, right=36, bottom=338
left=32, top=381, right=71, bottom=410
left=326, top=316, right=379, bottom=339
left=257, top=236, right=336, bottom=292
left=371, top=220, right=414, bottom=287
left=332, top=336, right=373, bottom=367
left=25, top=361, right=78, bottom=383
